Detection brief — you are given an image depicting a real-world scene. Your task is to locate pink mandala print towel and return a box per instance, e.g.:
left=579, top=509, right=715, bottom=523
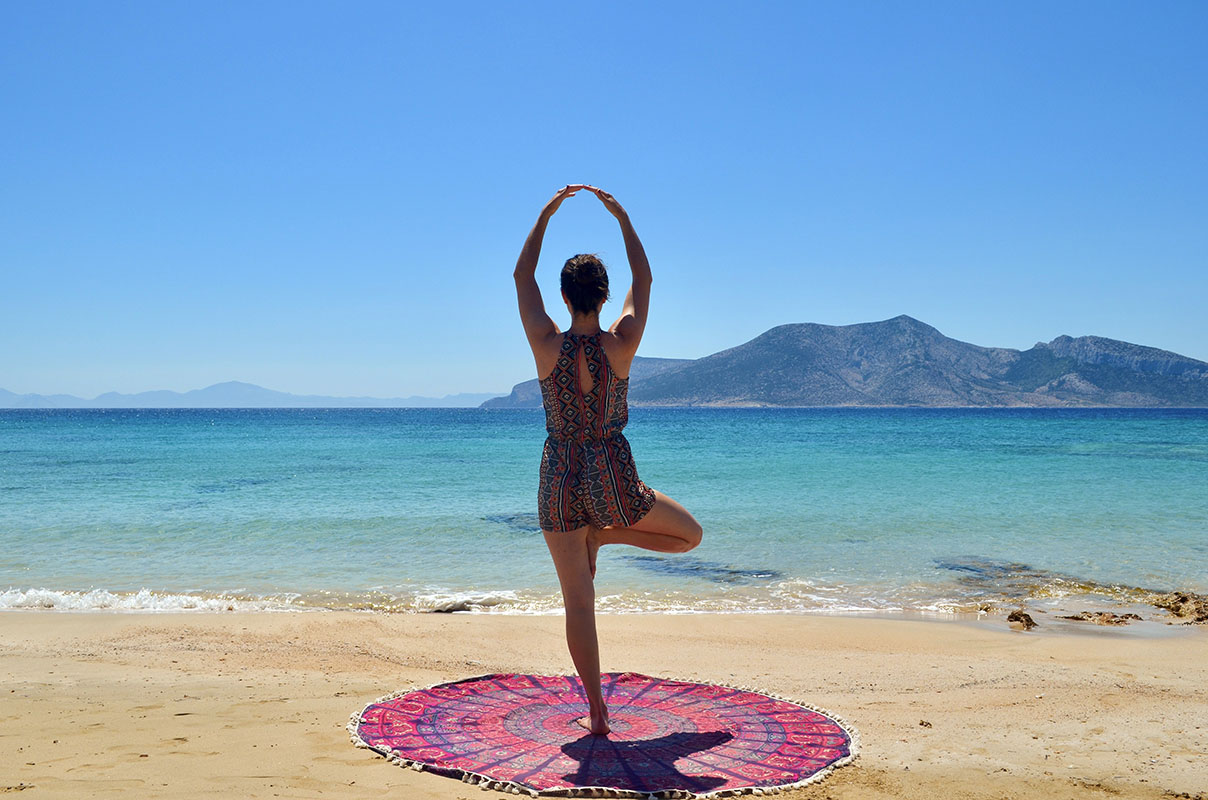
left=350, top=672, right=856, bottom=798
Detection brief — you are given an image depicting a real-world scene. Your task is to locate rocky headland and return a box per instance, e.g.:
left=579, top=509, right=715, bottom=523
left=484, top=316, right=1208, bottom=407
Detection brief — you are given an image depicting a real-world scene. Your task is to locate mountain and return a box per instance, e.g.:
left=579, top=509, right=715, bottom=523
left=631, top=316, right=1021, bottom=406
left=0, top=381, right=502, bottom=409
left=483, top=316, right=1208, bottom=408
left=1001, top=336, right=1208, bottom=406
left=481, top=357, right=693, bottom=408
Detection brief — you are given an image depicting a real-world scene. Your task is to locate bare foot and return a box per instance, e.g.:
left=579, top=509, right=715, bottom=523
left=586, top=527, right=602, bottom=579
left=575, top=708, right=610, bottom=735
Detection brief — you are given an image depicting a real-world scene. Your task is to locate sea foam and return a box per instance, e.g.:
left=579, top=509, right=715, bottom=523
left=0, top=587, right=297, bottom=612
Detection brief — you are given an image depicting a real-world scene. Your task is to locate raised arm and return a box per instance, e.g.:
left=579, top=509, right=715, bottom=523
left=591, top=189, right=651, bottom=351
left=514, top=185, right=586, bottom=352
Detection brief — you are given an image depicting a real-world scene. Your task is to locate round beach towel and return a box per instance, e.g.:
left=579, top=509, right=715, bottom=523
left=349, top=672, right=856, bottom=798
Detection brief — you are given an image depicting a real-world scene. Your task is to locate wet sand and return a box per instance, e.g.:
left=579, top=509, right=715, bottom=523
left=2, top=611, right=1206, bottom=799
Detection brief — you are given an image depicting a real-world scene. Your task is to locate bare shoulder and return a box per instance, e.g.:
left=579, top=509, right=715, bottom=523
left=608, top=305, right=645, bottom=355
left=600, top=330, right=637, bottom=380
left=531, top=329, right=565, bottom=379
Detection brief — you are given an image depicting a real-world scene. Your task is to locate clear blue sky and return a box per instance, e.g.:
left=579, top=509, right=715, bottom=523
left=3, top=1, right=1205, bottom=397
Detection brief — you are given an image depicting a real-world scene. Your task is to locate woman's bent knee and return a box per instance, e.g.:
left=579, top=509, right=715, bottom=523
left=682, top=519, right=703, bottom=552
left=667, top=518, right=702, bottom=552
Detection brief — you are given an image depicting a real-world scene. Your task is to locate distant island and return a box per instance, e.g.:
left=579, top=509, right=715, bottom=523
left=483, top=315, right=1208, bottom=408
left=0, top=381, right=501, bottom=409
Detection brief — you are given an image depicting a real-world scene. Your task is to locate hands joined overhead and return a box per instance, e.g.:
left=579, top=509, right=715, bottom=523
left=543, top=184, right=627, bottom=221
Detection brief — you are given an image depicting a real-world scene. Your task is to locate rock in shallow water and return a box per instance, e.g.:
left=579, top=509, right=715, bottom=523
left=1057, top=612, right=1143, bottom=626
left=1007, top=610, right=1038, bottom=630
left=936, top=557, right=1208, bottom=625
left=1149, top=591, right=1208, bottom=624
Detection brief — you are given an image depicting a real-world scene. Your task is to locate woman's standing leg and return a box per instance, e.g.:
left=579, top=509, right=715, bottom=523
left=543, top=527, right=610, bottom=735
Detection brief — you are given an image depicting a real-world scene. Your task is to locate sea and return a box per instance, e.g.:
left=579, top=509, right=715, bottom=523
left=2, top=408, right=1206, bottom=618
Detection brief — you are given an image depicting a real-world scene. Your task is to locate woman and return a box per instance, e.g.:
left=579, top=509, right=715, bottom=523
left=513, top=184, right=703, bottom=735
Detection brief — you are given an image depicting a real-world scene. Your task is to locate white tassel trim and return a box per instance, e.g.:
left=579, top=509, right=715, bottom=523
left=348, top=672, right=859, bottom=798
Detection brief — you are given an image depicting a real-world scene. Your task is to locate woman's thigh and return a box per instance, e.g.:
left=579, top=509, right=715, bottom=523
left=629, top=490, right=702, bottom=544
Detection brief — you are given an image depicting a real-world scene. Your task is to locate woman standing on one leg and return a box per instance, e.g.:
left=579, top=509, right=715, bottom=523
left=513, top=184, right=703, bottom=736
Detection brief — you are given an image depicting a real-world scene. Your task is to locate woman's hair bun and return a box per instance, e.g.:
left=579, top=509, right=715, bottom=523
left=561, top=254, right=610, bottom=315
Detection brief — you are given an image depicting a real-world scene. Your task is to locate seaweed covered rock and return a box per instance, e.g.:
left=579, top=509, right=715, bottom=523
left=1007, top=610, right=1038, bottom=630
left=1150, top=591, right=1208, bottom=624
left=1057, top=612, right=1142, bottom=626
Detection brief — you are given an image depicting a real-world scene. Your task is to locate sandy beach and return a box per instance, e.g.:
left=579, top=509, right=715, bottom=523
left=2, top=611, right=1205, bottom=799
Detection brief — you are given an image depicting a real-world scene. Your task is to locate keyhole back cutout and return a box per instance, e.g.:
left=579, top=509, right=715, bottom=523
left=577, top=348, right=595, bottom=395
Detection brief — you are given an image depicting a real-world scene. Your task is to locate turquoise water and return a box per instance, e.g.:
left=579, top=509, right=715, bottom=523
left=1, top=408, right=1205, bottom=614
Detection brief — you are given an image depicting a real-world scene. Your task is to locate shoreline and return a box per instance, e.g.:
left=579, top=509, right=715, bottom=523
left=3, top=610, right=1205, bottom=799
left=0, top=614, right=1198, bottom=650
left=4, top=586, right=1204, bottom=639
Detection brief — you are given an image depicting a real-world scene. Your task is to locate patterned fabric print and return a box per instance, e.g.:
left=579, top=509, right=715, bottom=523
left=538, top=333, right=655, bottom=533
left=353, top=672, right=856, bottom=797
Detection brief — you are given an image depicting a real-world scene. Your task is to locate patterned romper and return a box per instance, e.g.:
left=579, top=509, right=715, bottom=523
left=538, top=332, right=657, bottom=533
